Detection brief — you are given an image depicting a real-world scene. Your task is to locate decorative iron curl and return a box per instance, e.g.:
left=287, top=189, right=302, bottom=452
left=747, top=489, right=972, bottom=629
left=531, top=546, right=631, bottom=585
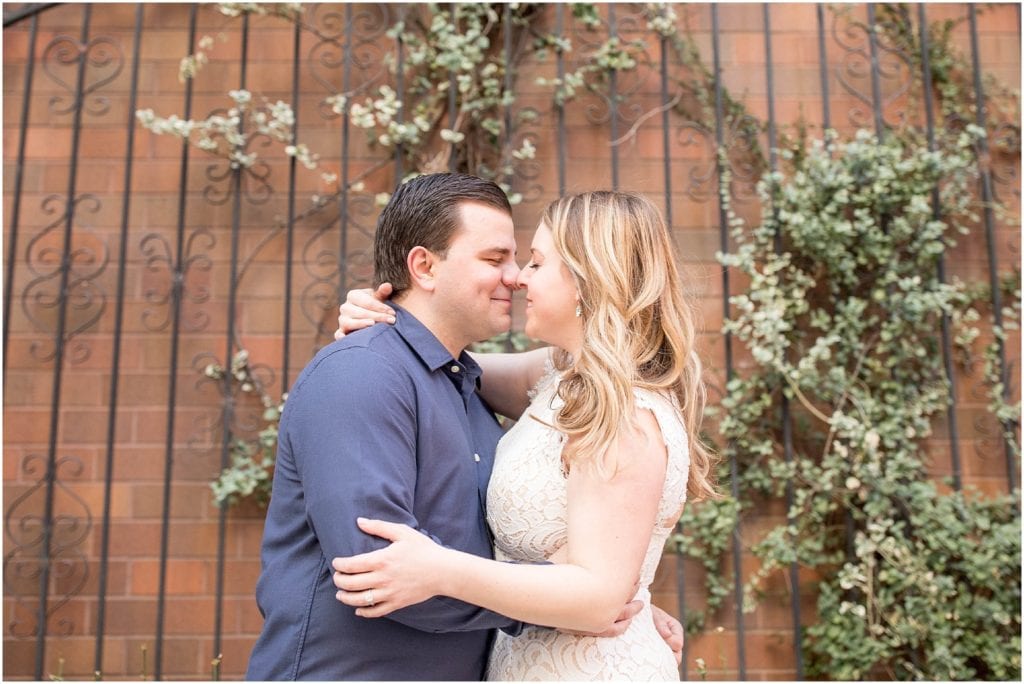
left=507, top=106, right=544, bottom=204
left=22, top=194, right=108, bottom=364
left=674, top=122, right=717, bottom=203
left=41, top=35, right=123, bottom=117
left=569, top=6, right=653, bottom=127
left=194, top=105, right=279, bottom=207
left=831, top=8, right=912, bottom=131
left=989, top=122, right=1021, bottom=201
left=2, top=454, right=91, bottom=640
left=185, top=352, right=278, bottom=455
left=139, top=228, right=215, bottom=333
left=140, top=233, right=175, bottom=332
left=310, top=3, right=389, bottom=119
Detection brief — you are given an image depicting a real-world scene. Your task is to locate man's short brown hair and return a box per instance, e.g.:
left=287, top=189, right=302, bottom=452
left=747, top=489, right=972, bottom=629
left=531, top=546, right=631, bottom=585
left=373, top=173, right=512, bottom=297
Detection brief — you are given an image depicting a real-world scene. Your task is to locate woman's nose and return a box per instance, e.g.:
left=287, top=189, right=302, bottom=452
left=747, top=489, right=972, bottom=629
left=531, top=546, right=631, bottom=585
left=515, top=268, right=529, bottom=289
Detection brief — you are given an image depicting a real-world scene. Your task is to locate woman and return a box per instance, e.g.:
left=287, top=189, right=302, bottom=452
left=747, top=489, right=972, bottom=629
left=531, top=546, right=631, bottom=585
left=333, top=191, right=717, bottom=679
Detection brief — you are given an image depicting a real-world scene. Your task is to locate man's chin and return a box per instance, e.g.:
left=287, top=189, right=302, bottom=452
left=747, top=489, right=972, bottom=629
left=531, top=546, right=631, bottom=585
left=478, top=319, right=513, bottom=342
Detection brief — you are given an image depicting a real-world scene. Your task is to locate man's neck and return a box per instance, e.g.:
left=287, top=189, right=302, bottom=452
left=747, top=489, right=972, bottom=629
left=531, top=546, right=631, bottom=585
left=394, top=293, right=466, bottom=359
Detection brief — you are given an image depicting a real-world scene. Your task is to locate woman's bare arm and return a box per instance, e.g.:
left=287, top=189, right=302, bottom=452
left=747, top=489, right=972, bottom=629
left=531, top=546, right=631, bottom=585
left=335, top=284, right=550, bottom=421
left=333, top=407, right=668, bottom=633
left=469, top=347, right=550, bottom=420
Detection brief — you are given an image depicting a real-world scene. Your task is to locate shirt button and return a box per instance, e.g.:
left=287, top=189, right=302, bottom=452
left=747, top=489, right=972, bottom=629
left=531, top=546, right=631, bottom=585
left=474, top=453, right=481, bottom=462
left=451, top=365, right=460, bottom=373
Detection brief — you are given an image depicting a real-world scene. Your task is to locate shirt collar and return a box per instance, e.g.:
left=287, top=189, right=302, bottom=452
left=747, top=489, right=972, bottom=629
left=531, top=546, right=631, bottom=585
left=392, top=304, right=483, bottom=386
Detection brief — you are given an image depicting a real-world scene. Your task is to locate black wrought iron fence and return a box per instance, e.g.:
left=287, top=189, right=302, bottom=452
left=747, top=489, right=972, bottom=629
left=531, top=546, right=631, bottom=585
left=2, top=3, right=1019, bottom=680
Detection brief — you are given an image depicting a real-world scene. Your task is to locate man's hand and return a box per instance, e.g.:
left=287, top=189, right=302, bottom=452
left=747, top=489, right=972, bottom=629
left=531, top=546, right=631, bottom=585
left=651, top=604, right=684, bottom=665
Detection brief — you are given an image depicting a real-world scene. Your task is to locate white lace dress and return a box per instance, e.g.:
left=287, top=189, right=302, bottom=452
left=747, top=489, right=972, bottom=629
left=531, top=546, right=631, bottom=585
left=485, top=369, right=689, bottom=681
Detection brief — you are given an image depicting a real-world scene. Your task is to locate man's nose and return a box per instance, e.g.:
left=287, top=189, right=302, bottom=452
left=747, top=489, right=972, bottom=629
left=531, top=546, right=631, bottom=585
left=504, top=263, right=522, bottom=288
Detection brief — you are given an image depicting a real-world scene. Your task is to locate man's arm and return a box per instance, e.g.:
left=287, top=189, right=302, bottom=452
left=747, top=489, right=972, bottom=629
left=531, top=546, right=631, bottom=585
left=288, top=347, right=516, bottom=633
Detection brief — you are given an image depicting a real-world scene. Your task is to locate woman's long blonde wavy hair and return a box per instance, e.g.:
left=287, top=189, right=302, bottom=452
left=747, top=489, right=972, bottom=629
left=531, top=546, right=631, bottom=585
left=543, top=191, right=718, bottom=501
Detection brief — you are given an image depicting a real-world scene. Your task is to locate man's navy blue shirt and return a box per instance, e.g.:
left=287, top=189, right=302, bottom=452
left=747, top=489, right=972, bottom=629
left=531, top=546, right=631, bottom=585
left=246, top=306, right=515, bottom=680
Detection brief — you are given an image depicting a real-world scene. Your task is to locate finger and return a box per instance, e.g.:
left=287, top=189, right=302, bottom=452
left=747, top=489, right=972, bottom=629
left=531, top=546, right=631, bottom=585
left=616, top=599, right=643, bottom=622
left=331, top=568, right=383, bottom=592
left=353, top=290, right=396, bottom=316
left=355, top=602, right=395, bottom=618
left=332, top=548, right=387, bottom=574
left=339, top=316, right=378, bottom=331
left=374, top=282, right=394, bottom=301
left=336, top=588, right=388, bottom=611
left=340, top=304, right=395, bottom=325
left=356, top=517, right=412, bottom=541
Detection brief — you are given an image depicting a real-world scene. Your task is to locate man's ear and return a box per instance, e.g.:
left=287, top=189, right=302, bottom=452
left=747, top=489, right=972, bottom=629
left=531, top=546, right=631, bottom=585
left=406, top=246, right=438, bottom=292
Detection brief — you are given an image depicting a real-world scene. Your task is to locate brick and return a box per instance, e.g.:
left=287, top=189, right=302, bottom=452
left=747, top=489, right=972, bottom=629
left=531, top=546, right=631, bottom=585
left=169, top=521, right=224, bottom=557
left=2, top=409, right=52, bottom=445
left=130, top=481, right=216, bottom=520
left=1, top=3, right=1020, bottom=680
left=745, top=630, right=798, bottom=671
left=129, top=559, right=211, bottom=595
left=162, top=598, right=216, bottom=634
left=215, top=635, right=257, bottom=677
left=230, top=516, right=268, bottom=558
left=686, top=627, right=741, bottom=673
left=154, top=636, right=204, bottom=679
left=233, top=594, right=266, bottom=634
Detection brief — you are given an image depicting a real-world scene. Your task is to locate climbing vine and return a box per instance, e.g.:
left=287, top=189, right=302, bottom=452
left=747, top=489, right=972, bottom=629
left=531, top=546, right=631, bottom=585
left=137, top=4, right=1020, bottom=677
left=670, top=4, right=1021, bottom=678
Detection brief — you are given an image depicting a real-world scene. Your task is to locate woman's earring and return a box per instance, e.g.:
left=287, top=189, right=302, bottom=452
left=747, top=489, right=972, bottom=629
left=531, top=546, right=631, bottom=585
left=575, top=303, right=582, bottom=318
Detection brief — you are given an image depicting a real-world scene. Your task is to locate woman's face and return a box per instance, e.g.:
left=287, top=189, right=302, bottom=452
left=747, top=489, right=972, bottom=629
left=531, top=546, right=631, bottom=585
left=516, top=222, right=582, bottom=354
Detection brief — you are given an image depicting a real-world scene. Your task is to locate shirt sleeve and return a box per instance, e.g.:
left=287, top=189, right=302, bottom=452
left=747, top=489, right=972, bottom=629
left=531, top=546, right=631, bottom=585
left=283, top=346, right=518, bottom=634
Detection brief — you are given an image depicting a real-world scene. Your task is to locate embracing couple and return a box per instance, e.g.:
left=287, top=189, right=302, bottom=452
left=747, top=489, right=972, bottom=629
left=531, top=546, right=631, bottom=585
left=245, top=173, right=718, bottom=681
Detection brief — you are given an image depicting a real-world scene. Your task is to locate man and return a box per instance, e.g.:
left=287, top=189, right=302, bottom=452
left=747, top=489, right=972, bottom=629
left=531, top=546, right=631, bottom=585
left=247, top=174, right=680, bottom=680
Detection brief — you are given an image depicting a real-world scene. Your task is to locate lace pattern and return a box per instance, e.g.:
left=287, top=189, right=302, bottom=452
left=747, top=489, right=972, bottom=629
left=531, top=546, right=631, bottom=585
left=485, top=372, right=688, bottom=680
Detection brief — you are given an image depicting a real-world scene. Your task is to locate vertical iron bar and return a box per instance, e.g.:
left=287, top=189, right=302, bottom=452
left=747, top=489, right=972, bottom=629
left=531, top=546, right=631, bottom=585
left=711, top=5, right=746, bottom=678
left=283, top=14, right=300, bottom=390
left=3, top=11, right=39, bottom=377
left=394, top=7, right=404, bottom=184
left=212, top=13, right=251, bottom=671
left=94, top=4, right=144, bottom=677
left=659, top=19, right=673, bottom=230
left=657, top=7, right=684, bottom=677
left=917, top=4, right=963, bottom=491
left=866, top=4, right=885, bottom=140
left=448, top=3, right=458, bottom=172
left=154, top=5, right=198, bottom=678
left=35, top=4, right=92, bottom=678
left=556, top=4, right=566, bottom=196
left=819, top=0, right=856, bottom=585
left=338, top=5, right=352, bottom=305
left=609, top=4, right=619, bottom=190
left=967, top=5, right=1018, bottom=496
left=503, top=1, right=513, bottom=192
left=502, top=2, right=515, bottom=352
left=762, top=5, right=804, bottom=677
left=816, top=4, right=831, bottom=131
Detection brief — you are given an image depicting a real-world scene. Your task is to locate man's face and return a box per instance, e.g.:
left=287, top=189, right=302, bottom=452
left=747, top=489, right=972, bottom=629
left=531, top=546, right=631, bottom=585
left=431, top=201, right=519, bottom=347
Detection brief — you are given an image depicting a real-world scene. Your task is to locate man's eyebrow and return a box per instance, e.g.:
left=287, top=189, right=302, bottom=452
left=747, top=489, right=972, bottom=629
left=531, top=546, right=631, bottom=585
left=480, top=246, right=515, bottom=257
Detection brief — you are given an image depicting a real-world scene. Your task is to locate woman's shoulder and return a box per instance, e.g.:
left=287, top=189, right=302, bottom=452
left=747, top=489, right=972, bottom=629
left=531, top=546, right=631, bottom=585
left=527, top=353, right=561, bottom=401
left=631, top=387, right=688, bottom=448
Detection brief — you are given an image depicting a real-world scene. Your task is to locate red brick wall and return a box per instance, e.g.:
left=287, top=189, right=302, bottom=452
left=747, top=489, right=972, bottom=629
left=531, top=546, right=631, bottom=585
left=3, top=3, right=1019, bottom=680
